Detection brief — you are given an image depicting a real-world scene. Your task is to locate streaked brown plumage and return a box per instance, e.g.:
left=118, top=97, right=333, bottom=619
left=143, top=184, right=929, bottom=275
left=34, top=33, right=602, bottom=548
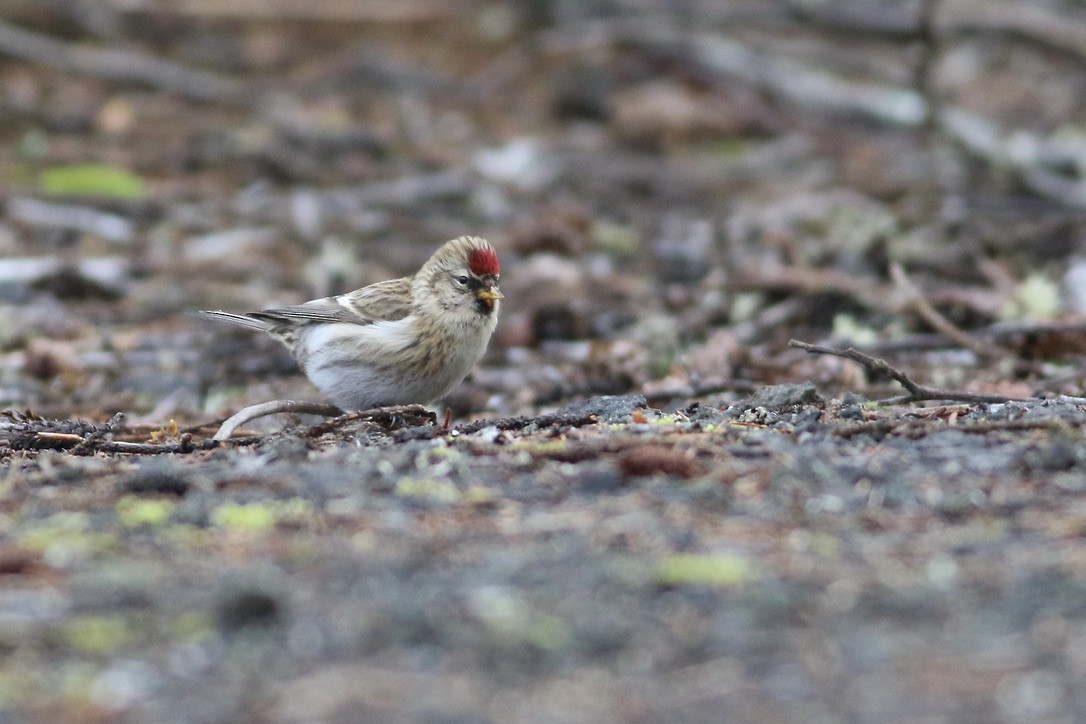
left=200, top=236, right=501, bottom=410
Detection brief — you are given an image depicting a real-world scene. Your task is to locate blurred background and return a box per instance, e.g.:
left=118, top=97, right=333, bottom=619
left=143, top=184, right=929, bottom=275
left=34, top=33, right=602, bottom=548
left=2, top=0, right=1085, bottom=422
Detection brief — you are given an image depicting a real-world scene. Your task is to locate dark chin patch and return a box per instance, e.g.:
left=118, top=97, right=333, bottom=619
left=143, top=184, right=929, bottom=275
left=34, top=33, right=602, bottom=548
left=475, top=298, right=494, bottom=316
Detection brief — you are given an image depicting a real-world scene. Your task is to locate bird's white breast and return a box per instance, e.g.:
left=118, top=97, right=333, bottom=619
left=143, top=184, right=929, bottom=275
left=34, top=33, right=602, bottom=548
left=296, top=316, right=494, bottom=410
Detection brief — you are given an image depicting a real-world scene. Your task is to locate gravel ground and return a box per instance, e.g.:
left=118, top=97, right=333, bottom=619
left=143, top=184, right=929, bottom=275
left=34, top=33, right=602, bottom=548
left=3, top=390, right=1086, bottom=722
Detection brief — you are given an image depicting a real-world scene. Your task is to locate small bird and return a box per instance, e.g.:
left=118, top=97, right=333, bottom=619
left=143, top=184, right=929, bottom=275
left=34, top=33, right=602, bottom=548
left=200, top=236, right=502, bottom=410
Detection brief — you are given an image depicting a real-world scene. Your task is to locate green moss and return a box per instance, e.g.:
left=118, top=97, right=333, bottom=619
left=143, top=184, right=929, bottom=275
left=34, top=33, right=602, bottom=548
left=24, top=511, right=89, bottom=535
left=428, top=445, right=464, bottom=460
left=832, top=313, right=879, bottom=347
left=1001, top=273, right=1060, bottom=322
left=707, top=137, right=751, bottom=160
left=163, top=611, right=214, bottom=641
left=393, top=478, right=462, bottom=503
left=61, top=615, right=133, bottom=655
left=593, top=221, right=640, bottom=256
left=210, top=502, right=277, bottom=531
left=476, top=593, right=572, bottom=651
left=20, top=513, right=116, bottom=563
left=116, top=495, right=175, bottom=528
left=656, top=553, right=756, bottom=587
left=41, top=164, right=146, bottom=199
left=508, top=614, right=571, bottom=651
left=464, top=485, right=498, bottom=506
left=507, top=439, right=570, bottom=455
left=155, top=523, right=212, bottom=549
left=208, top=497, right=317, bottom=532
left=276, top=497, right=316, bottom=523
left=729, top=292, right=764, bottom=323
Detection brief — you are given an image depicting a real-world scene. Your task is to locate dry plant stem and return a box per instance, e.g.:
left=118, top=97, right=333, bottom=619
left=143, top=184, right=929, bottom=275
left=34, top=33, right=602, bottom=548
left=213, top=400, right=344, bottom=441
left=789, top=340, right=1030, bottom=404
left=859, top=319, right=1086, bottom=353
left=298, top=405, right=434, bottom=438
left=734, top=265, right=893, bottom=311
left=100, top=0, right=452, bottom=22
left=833, top=417, right=1064, bottom=439
left=28, top=431, right=232, bottom=455
left=913, top=0, right=942, bottom=132
left=889, top=262, right=993, bottom=360
left=733, top=265, right=1003, bottom=320
left=0, top=20, right=239, bottom=103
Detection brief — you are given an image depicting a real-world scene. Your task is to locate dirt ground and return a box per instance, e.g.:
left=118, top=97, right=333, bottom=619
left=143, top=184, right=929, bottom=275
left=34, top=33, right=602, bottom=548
left=3, top=1, right=1086, bottom=722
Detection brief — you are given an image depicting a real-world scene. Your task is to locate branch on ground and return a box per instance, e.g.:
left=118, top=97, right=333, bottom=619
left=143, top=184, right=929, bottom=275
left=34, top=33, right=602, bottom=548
left=789, top=339, right=1030, bottom=404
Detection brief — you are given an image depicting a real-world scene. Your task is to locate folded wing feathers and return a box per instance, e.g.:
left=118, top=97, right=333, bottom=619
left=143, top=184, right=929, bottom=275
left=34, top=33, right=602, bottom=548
left=338, top=278, right=413, bottom=322
left=249, top=304, right=361, bottom=325
left=198, top=278, right=414, bottom=330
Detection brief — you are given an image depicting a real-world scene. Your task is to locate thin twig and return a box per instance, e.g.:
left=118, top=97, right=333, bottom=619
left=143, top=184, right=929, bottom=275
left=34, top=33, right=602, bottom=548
left=889, top=262, right=994, bottom=360
left=30, top=430, right=236, bottom=454
left=298, top=405, right=435, bottom=438
left=833, top=417, right=1064, bottom=439
left=913, top=0, right=942, bottom=132
left=733, top=264, right=896, bottom=311
left=101, top=0, right=455, bottom=22
left=213, top=400, right=344, bottom=441
left=34, top=432, right=84, bottom=444
left=85, top=438, right=224, bottom=455
left=789, top=339, right=1031, bottom=404
left=851, top=318, right=1086, bottom=353
left=0, top=19, right=241, bottom=103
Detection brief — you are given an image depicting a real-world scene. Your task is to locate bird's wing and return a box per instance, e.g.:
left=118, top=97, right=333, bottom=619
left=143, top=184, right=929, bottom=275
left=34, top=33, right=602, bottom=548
left=250, top=277, right=413, bottom=326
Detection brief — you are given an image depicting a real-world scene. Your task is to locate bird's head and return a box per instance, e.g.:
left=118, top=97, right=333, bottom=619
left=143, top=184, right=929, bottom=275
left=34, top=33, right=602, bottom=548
left=414, top=236, right=503, bottom=322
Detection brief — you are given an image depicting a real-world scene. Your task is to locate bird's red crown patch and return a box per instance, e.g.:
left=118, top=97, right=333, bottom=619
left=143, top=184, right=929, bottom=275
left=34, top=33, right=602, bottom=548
left=468, top=247, right=500, bottom=276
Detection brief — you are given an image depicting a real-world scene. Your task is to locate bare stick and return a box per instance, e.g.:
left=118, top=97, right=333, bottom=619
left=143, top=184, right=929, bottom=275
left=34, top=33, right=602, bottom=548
left=913, top=0, right=942, bottom=132
left=889, top=262, right=994, bottom=360
left=213, top=400, right=344, bottom=441
left=0, top=19, right=240, bottom=103
left=851, top=318, right=1086, bottom=353
left=297, top=405, right=434, bottom=438
left=100, top=0, right=454, bottom=22
left=789, top=340, right=1030, bottom=404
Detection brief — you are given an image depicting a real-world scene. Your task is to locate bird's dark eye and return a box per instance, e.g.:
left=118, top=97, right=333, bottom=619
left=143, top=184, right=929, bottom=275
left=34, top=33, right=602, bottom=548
left=455, top=275, right=470, bottom=286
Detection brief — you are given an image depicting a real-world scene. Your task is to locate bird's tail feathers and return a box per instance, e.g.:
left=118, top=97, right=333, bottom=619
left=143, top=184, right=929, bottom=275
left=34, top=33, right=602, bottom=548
left=193, top=310, right=270, bottom=332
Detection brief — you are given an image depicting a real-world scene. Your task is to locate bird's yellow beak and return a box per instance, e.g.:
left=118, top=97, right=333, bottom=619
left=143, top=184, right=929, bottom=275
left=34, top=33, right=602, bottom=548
left=476, top=286, right=503, bottom=310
